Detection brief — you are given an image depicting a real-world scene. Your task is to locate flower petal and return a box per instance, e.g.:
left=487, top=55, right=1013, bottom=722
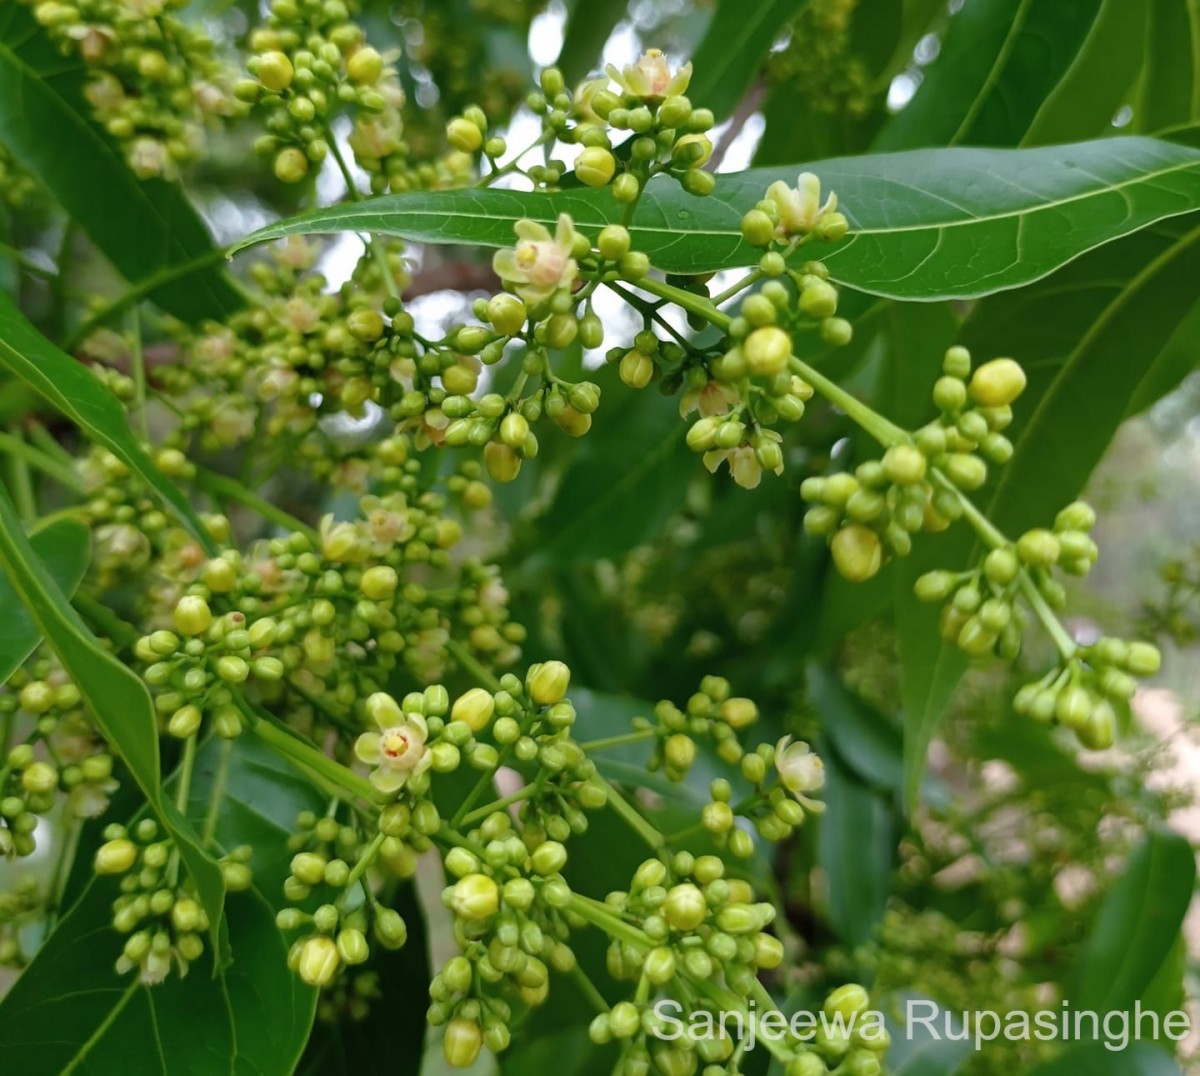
left=370, top=766, right=407, bottom=794
left=515, top=219, right=551, bottom=243
left=355, top=732, right=382, bottom=765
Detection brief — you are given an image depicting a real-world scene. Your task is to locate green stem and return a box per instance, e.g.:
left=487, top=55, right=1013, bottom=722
left=568, top=962, right=610, bottom=1013
left=201, top=738, right=234, bottom=848
left=565, top=892, right=650, bottom=951
left=130, top=307, right=149, bottom=443
left=4, top=430, right=36, bottom=522
left=0, top=430, right=83, bottom=491
left=63, top=248, right=230, bottom=351
left=625, top=274, right=908, bottom=446
left=709, top=268, right=762, bottom=306
left=247, top=708, right=377, bottom=803
left=459, top=783, right=538, bottom=827
left=681, top=973, right=794, bottom=1064
left=932, top=471, right=1078, bottom=660
left=445, top=638, right=503, bottom=693
left=73, top=590, right=139, bottom=646
left=339, top=830, right=385, bottom=906
left=602, top=779, right=663, bottom=850
left=576, top=729, right=657, bottom=752
left=194, top=468, right=320, bottom=543
left=325, top=129, right=402, bottom=303
left=168, top=734, right=198, bottom=887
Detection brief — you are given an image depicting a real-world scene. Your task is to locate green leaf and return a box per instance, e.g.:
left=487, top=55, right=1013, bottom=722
left=809, top=664, right=905, bottom=800
left=880, top=993, right=972, bottom=1076
left=0, top=734, right=319, bottom=1075
left=1135, top=0, right=1200, bottom=135
left=0, top=887, right=310, bottom=1075
left=1029, top=1044, right=1181, bottom=1075
left=0, top=482, right=226, bottom=960
left=1023, top=0, right=1149, bottom=146
left=874, top=0, right=1149, bottom=152
left=532, top=381, right=693, bottom=563
left=0, top=516, right=89, bottom=683
left=816, top=739, right=896, bottom=949
left=686, top=0, right=805, bottom=123
left=0, top=4, right=241, bottom=323
left=977, top=215, right=1200, bottom=536
left=1073, top=826, right=1196, bottom=1016
left=0, top=291, right=216, bottom=551
left=556, top=0, right=627, bottom=84
left=230, top=137, right=1200, bottom=301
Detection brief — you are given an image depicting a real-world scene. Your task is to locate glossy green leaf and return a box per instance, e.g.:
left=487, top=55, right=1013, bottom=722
left=230, top=138, right=1200, bottom=301
left=0, top=482, right=226, bottom=959
left=0, top=734, right=319, bottom=1075
left=809, top=665, right=905, bottom=800
left=1135, top=0, right=1200, bottom=134
left=0, top=889, right=305, bottom=1076
left=881, top=993, right=972, bottom=1076
left=686, top=0, right=804, bottom=123
left=0, top=5, right=241, bottom=323
left=0, top=516, right=89, bottom=683
left=978, top=216, right=1200, bottom=535
left=1074, top=827, right=1196, bottom=1016
left=1029, top=1043, right=1181, bottom=1075
left=0, top=291, right=216, bottom=551
left=816, top=740, right=896, bottom=949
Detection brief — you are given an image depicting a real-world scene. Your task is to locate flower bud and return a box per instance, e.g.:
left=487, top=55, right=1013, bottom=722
left=444, top=1018, right=483, bottom=1067
left=337, top=928, right=370, bottom=965
left=825, top=983, right=871, bottom=1020
left=663, top=883, right=707, bottom=931
left=754, top=932, right=784, bottom=969
left=613, top=172, right=640, bottom=203
left=883, top=444, right=926, bottom=486
left=943, top=453, right=987, bottom=491
left=969, top=358, right=1026, bottom=408
left=664, top=734, right=696, bottom=773
left=743, top=326, right=792, bottom=377
left=447, top=118, right=483, bottom=153
left=576, top=147, right=617, bottom=187
left=527, top=660, right=570, bottom=706
left=217, top=656, right=249, bottom=684
left=1126, top=641, right=1161, bottom=676
left=831, top=525, right=883, bottom=582
left=21, top=761, right=57, bottom=794
left=913, top=570, right=956, bottom=603
left=291, top=852, right=328, bottom=886
left=168, top=704, right=202, bottom=739
left=347, top=46, right=383, bottom=85
left=173, top=595, right=213, bottom=636
left=452, top=873, right=499, bottom=920
left=531, top=840, right=568, bottom=876
left=1016, top=529, right=1061, bottom=568
left=368, top=907, right=406, bottom=949
left=741, top=209, right=775, bottom=247
left=258, top=51, right=294, bottom=92
left=799, top=280, right=838, bottom=319
left=298, top=935, right=341, bottom=986
left=274, top=147, right=309, bottom=184
left=619, top=349, right=654, bottom=388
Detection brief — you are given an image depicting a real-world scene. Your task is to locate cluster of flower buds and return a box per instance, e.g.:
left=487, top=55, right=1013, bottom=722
left=0, top=876, right=42, bottom=968
left=93, top=819, right=228, bottom=982
left=26, top=0, right=240, bottom=178
left=0, top=662, right=116, bottom=855
left=240, top=0, right=469, bottom=191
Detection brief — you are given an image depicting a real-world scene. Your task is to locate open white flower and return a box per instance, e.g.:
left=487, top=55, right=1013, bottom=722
left=765, top=172, right=837, bottom=237
left=607, top=48, right=692, bottom=102
left=492, top=214, right=579, bottom=305
left=355, top=692, right=432, bottom=794
left=775, top=735, right=825, bottom=798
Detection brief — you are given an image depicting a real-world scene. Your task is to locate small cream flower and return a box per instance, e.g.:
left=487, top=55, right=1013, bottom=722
left=680, top=380, right=739, bottom=418
left=355, top=692, right=432, bottom=795
left=765, top=172, right=837, bottom=237
left=775, top=736, right=825, bottom=798
left=607, top=49, right=692, bottom=102
left=492, top=215, right=579, bottom=305
left=702, top=440, right=782, bottom=490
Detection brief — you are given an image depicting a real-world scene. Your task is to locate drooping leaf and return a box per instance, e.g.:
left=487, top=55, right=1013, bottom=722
left=1073, top=826, right=1196, bottom=1017
left=876, top=0, right=1105, bottom=149
left=0, top=482, right=226, bottom=959
left=0, top=290, right=216, bottom=551
left=0, top=516, right=89, bottom=683
left=686, top=0, right=805, bottom=123
left=816, top=739, right=896, bottom=949
left=1135, top=0, right=1200, bottom=135
left=1023, top=0, right=1149, bottom=146
left=230, top=138, right=1200, bottom=301
left=977, top=216, right=1200, bottom=536
left=556, top=0, right=628, bottom=84
left=0, top=4, right=241, bottom=323
left=532, top=380, right=693, bottom=563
